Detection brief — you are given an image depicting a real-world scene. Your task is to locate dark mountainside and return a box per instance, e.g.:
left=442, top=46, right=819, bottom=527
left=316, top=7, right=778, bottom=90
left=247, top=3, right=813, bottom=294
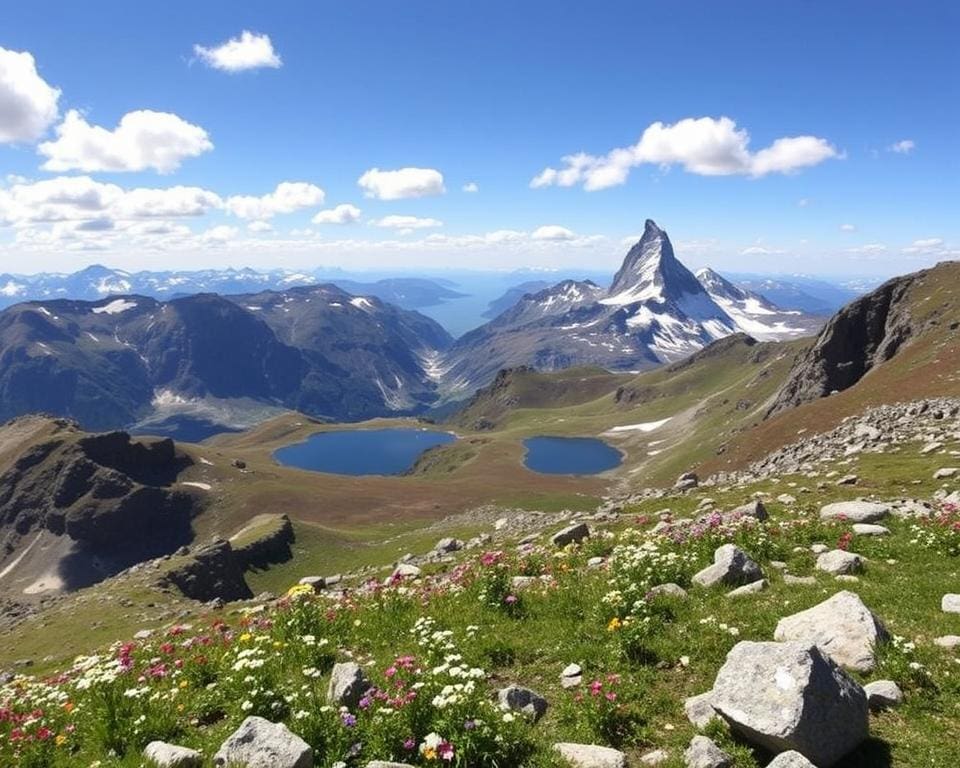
left=0, top=419, right=202, bottom=592
left=767, top=270, right=921, bottom=416
left=0, top=286, right=453, bottom=430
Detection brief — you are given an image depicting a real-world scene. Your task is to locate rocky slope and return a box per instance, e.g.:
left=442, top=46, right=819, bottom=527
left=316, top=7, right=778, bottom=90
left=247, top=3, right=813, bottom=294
left=767, top=271, right=921, bottom=416
left=0, top=286, right=453, bottom=430
left=0, top=417, right=203, bottom=598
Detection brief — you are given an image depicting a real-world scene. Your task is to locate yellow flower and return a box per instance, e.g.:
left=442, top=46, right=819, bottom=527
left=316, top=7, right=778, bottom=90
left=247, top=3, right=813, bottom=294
left=607, top=617, right=622, bottom=632
left=239, top=632, right=253, bottom=643
left=179, top=680, right=189, bottom=689
left=55, top=734, right=67, bottom=747
left=286, top=583, right=314, bottom=599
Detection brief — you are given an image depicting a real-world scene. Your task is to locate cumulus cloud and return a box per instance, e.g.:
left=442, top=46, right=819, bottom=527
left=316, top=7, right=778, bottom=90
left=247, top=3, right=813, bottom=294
left=247, top=220, right=273, bottom=233
left=38, top=109, right=213, bottom=173
left=740, top=245, right=786, bottom=256
left=201, top=224, right=238, bottom=243
left=194, top=31, right=281, bottom=72
left=531, top=225, right=576, bottom=241
left=888, top=139, right=916, bottom=154
left=312, top=203, right=361, bottom=224
left=530, top=117, right=841, bottom=190
left=357, top=167, right=445, bottom=200
left=902, top=237, right=945, bottom=254
left=845, top=243, right=888, bottom=255
left=370, top=215, right=443, bottom=232
left=225, top=181, right=325, bottom=220
left=840, top=223, right=856, bottom=232
left=0, top=46, right=61, bottom=143
left=462, top=181, right=479, bottom=193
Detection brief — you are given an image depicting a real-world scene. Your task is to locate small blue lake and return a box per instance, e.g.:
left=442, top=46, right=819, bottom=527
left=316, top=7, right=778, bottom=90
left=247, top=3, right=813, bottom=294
left=523, top=436, right=623, bottom=475
left=274, top=428, right=457, bottom=476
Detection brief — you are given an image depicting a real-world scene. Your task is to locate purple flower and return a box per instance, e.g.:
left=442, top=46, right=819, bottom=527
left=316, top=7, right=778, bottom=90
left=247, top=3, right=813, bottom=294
left=464, top=719, right=476, bottom=730
left=505, top=594, right=518, bottom=605
left=341, top=712, right=357, bottom=727
left=403, top=738, right=416, bottom=751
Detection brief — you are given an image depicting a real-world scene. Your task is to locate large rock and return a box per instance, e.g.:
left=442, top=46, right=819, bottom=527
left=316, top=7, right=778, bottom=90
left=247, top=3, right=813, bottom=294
left=710, top=641, right=868, bottom=766
left=819, top=501, right=890, bottom=523
left=693, top=544, right=763, bottom=588
left=326, top=662, right=372, bottom=708
left=774, top=591, right=887, bottom=672
left=815, top=549, right=864, bottom=575
left=683, top=736, right=731, bottom=768
left=160, top=539, right=253, bottom=602
left=684, top=692, right=718, bottom=728
left=729, top=500, right=768, bottom=521
left=942, top=594, right=960, bottom=613
left=144, top=742, right=202, bottom=768
left=553, top=743, right=627, bottom=768
left=863, top=680, right=903, bottom=711
left=213, top=716, right=312, bottom=768
left=498, top=685, right=548, bottom=721
left=552, top=523, right=591, bottom=547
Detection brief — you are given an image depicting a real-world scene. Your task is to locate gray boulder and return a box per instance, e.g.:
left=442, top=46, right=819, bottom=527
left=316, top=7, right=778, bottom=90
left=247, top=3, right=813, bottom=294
left=213, top=716, right=313, bottom=768
left=816, top=549, right=863, bottom=575
left=684, top=692, right=719, bottom=728
left=684, top=736, right=731, bottom=768
left=710, top=641, right=868, bottom=766
left=367, top=763, right=415, bottom=768
left=864, top=680, right=903, bottom=711
left=326, top=662, right=372, bottom=708
left=819, top=501, right=890, bottom=523
left=851, top=523, right=889, bottom=536
left=144, top=742, right=202, bottom=768
left=942, top=594, right=960, bottom=613
left=498, top=685, right=548, bottom=721
left=766, top=752, right=817, bottom=768
left=552, top=523, right=591, bottom=547
left=434, top=537, right=463, bottom=553
left=729, top=500, right=768, bottom=521
left=648, top=582, right=689, bottom=599
left=693, top=544, right=763, bottom=588
left=553, top=743, right=627, bottom=768
left=726, top=579, right=768, bottom=598
left=774, top=591, right=888, bottom=672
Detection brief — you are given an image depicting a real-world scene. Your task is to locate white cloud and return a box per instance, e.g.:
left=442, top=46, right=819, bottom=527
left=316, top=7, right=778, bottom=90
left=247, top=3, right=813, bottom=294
left=202, top=224, right=238, bottom=243
left=888, top=139, right=915, bottom=154
left=357, top=167, right=445, bottom=200
left=247, top=220, right=272, bottom=233
left=225, top=181, right=325, bottom=220
left=797, top=198, right=810, bottom=207
left=462, top=181, right=479, bottom=193
left=532, top=225, right=576, bottom=241
left=38, top=109, right=212, bottom=173
left=839, top=223, right=856, bottom=232
left=531, top=117, right=840, bottom=190
left=115, top=186, right=222, bottom=218
left=902, top=237, right=944, bottom=254
left=0, top=46, right=61, bottom=143
left=845, top=243, right=888, bottom=255
left=193, top=31, right=281, bottom=73
left=371, top=215, right=443, bottom=232
left=312, top=203, right=361, bottom=224
left=740, top=245, right=786, bottom=256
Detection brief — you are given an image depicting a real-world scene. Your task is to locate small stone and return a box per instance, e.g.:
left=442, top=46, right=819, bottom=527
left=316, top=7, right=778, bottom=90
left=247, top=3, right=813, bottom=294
left=144, top=741, right=202, bottom=768
left=921, top=441, right=943, bottom=454
left=326, top=662, right=371, bottom=708
left=729, top=500, right=768, bottom=521
left=498, top=685, right=548, bottom=721
left=836, top=474, right=859, bottom=486
left=639, top=749, right=669, bottom=765
left=810, top=543, right=829, bottom=554
left=552, top=523, right=591, bottom=547
left=934, top=634, right=960, bottom=648
left=864, top=680, right=903, bottom=710
left=367, top=763, right=416, bottom=768
left=693, top=544, right=763, bottom=588
left=134, top=629, right=154, bottom=640
left=783, top=574, right=817, bottom=586
left=683, top=735, right=732, bottom=768
left=648, top=582, right=689, bottom=599
left=298, top=576, right=325, bottom=591
left=587, top=556, right=605, bottom=567
left=820, top=501, right=890, bottom=523
left=726, top=579, right=768, bottom=598
left=852, top=523, right=889, bottom=536
left=434, top=537, right=463, bottom=553
left=941, top=594, right=960, bottom=613
left=553, top=742, right=627, bottom=768
left=684, top=692, right=718, bottom=729
left=934, top=467, right=959, bottom=479
left=390, top=563, right=421, bottom=581
left=777, top=494, right=797, bottom=504
left=766, top=752, right=817, bottom=768
left=816, top=549, right=864, bottom=575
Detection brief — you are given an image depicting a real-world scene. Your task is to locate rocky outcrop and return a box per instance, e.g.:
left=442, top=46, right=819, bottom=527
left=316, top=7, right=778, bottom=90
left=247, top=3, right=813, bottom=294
left=230, top=514, right=295, bottom=569
left=767, top=272, right=920, bottom=417
left=213, top=716, right=312, bottom=768
left=159, top=540, right=253, bottom=603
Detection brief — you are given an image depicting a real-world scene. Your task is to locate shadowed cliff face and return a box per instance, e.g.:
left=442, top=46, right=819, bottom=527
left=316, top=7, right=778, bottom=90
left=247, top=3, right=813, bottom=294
left=0, top=422, right=203, bottom=591
left=766, top=273, right=918, bottom=417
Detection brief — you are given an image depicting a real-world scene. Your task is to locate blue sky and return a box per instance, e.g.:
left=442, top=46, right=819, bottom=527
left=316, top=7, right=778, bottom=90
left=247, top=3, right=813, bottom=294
left=0, top=1, right=956, bottom=276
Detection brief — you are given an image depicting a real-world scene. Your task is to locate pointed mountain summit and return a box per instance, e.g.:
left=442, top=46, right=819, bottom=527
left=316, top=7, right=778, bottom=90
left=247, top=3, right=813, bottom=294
left=607, top=219, right=705, bottom=303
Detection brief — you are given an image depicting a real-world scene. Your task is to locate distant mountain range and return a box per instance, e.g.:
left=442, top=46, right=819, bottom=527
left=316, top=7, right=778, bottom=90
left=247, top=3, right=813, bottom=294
left=0, top=265, right=466, bottom=312
left=441, top=220, right=824, bottom=394
left=0, top=285, right=451, bottom=430
left=0, top=221, right=836, bottom=431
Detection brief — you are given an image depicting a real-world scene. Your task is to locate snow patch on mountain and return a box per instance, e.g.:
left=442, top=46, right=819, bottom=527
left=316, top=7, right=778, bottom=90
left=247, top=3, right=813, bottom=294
left=92, top=299, right=138, bottom=315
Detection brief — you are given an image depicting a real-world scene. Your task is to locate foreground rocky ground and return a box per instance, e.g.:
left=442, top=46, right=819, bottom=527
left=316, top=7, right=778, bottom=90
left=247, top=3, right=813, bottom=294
left=2, top=400, right=960, bottom=767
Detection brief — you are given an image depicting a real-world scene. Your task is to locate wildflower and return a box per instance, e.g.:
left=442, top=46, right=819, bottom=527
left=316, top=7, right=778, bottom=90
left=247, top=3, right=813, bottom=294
left=607, top=617, right=622, bottom=632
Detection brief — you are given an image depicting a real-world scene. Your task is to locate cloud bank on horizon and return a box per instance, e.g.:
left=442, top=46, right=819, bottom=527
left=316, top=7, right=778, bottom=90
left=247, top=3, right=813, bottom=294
left=0, top=2, right=955, bottom=276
